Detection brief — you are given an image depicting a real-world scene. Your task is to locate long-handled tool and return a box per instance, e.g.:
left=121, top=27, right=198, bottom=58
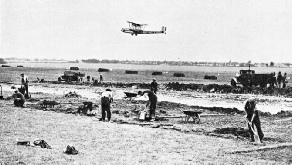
left=246, top=118, right=261, bottom=144
left=0, top=85, right=3, bottom=99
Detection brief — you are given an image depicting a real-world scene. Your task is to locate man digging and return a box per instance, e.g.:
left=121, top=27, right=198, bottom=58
left=11, top=90, right=25, bottom=107
left=244, top=97, right=264, bottom=144
left=138, top=90, right=157, bottom=122
left=100, top=89, right=113, bottom=122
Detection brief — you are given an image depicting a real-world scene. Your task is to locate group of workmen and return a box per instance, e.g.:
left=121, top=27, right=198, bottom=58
left=101, top=78, right=264, bottom=143
left=100, top=78, right=158, bottom=122
left=10, top=74, right=262, bottom=143
left=10, top=73, right=29, bottom=107
left=271, top=71, right=288, bottom=88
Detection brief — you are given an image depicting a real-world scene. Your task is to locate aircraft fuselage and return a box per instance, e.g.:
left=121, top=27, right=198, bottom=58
left=121, top=27, right=166, bottom=36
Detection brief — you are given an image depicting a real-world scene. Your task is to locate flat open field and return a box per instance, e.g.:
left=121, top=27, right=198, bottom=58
left=1, top=62, right=292, bottom=85
left=1, top=63, right=292, bottom=164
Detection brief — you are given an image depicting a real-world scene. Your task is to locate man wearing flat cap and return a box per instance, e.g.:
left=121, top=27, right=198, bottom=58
left=20, top=73, right=29, bottom=99
left=150, top=78, right=158, bottom=94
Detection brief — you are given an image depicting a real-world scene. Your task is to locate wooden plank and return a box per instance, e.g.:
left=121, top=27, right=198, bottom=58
left=158, top=114, right=227, bottom=118
left=200, top=114, right=227, bottom=116
left=227, top=142, right=292, bottom=154
left=158, top=116, right=185, bottom=118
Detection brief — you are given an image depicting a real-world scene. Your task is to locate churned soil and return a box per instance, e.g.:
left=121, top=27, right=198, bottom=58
left=0, top=82, right=292, bottom=164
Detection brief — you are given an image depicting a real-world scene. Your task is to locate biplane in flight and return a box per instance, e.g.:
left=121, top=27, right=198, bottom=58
left=121, top=21, right=166, bottom=36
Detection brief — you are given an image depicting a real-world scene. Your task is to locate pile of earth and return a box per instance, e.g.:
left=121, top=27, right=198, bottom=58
left=48, top=81, right=292, bottom=97
left=206, top=127, right=287, bottom=143
left=206, top=127, right=250, bottom=140
left=50, top=81, right=151, bottom=89
left=165, top=82, right=292, bottom=97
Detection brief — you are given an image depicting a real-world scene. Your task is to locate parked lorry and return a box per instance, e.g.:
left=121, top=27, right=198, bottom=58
left=231, top=67, right=275, bottom=88
left=58, top=70, right=85, bottom=82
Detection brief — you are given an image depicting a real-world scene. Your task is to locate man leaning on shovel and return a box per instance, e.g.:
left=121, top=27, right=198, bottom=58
left=244, top=97, right=264, bottom=144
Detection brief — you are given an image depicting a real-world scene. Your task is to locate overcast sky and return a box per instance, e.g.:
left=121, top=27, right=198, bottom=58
left=1, top=0, right=292, bottom=63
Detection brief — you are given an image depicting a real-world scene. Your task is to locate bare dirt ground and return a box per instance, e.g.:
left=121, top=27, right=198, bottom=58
left=1, top=82, right=292, bottom=164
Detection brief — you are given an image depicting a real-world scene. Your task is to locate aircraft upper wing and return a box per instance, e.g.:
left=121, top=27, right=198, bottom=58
left=127, top=21, right=147, bottom=26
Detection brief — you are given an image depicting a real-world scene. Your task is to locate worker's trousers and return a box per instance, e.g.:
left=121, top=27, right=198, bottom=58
left=23, top=83, right=29, bottom=99
left=149, top=96, right=157, bottom=120
left=101, top=97, right=111, bottom=121
left=247, top=116, right=264, bottom=142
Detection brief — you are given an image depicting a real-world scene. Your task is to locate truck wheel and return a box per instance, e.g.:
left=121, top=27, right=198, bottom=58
left=231, top=79, right=237, bottom=87
left=58, top=77, right=62, bottom=81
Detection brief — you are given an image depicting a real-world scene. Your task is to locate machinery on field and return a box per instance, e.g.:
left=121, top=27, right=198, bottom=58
left=58, top=70, right=85, bottom=82
left=231, top=66, right=275, bottom=88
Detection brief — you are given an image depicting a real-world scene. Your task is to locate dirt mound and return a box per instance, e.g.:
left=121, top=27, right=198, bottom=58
left=165, top=83, right=292, bottom=97
left=207, top=127, right=286, bottom=143
left=212, top=127, right=250, bottom=138
left=64, top=91, right=81, bottom=98
left=275, top=110, right=292, bottom=118
left=44, top=81, right=292, bottom=97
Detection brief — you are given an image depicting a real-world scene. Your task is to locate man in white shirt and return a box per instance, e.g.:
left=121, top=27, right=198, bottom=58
left=11, top=84, right=26, bottom=96
left=100, top=89, right=113, bottom=121
left=21, top=73, right=29, bottom=98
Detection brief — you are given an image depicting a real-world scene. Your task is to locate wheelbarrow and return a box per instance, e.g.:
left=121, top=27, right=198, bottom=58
left=124, top=92, right=138, bottom=100
left=180, top=110, right=202, bottom=124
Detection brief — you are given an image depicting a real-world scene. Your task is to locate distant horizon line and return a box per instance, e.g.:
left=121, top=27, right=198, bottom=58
left=2, top=57, right=291, bottom=64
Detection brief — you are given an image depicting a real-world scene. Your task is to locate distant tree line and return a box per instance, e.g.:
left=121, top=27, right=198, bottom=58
left=81, top=59, right=119, bottom=63
left=3, top=57, right=66, bottom=62
left=79, top=58, right=292, bottom=67
left=2, top=57, right=291, bottom=67
left=0, top=58, right=7, bottom=64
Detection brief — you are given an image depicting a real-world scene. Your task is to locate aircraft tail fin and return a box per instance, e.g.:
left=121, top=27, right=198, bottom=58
left=162, top=26, right=166, bottom=33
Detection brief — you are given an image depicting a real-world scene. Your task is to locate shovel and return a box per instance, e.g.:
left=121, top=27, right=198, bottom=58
left=246, top=118, right=261, bottom=144
left=0, top=85, right=3, bottom=100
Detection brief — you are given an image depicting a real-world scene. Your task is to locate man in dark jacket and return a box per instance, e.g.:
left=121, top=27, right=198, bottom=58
left=277, top=72, right=282, bottom=88
left=244, top=98, right=264, bottom=142
left=150, top=78, right=158, bottom=94
left=138, top=90, right=157, bottom=121
left=11, top=90, right=25, bottom=107
left=21, top=73, right=29, bottom=98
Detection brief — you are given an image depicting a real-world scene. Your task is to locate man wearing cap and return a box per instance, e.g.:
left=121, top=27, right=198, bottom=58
left=21, top=73, right=29, bottom=98
left=11, top=84, right=26, bottom=96
left=100, top=89, right=113, bottom=121
left=150, top=78, right=158, bottom=94
left=138, top=90, right=157, bottom=122
left=244, top=98, right=264, bottom=142
left=11, top=90, right=25, bottom=107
